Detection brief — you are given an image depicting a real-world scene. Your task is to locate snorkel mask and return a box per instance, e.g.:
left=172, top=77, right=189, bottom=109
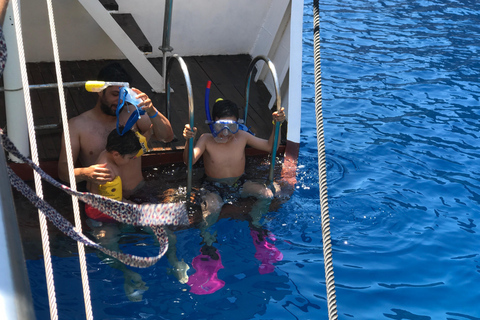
left=116, top=86, right=144, bottom=136
left=204, top=81, right=254, bottom=143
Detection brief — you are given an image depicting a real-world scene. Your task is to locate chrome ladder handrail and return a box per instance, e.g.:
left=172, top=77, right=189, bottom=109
left=165, top=54, right=194, bottom=198
left=244, top=55, right=282, bottom=185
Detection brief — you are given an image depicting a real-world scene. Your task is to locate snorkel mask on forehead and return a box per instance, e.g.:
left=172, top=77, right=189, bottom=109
left=116, top=86, right=144, bottom=136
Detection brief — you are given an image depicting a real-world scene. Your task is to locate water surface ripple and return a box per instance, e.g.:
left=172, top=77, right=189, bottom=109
left=297, top=0, right=480, bottom=318
left=26, top=1, right=480, bottom=319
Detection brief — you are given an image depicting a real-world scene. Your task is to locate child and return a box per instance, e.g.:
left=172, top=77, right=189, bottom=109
left=182, top=99, right=285, bottom=294
left=85, top=127, right=149, bottom=301
left=85, top=126, right=142, bottom=223
left=183, top=99, right=285, bottom=214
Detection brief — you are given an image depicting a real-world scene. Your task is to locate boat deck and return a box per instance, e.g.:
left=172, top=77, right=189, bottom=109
left=0, top=54, right=285, bottom=163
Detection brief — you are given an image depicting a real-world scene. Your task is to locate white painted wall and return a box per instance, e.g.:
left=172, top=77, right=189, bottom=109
left=21, top=0, right=273, bottom=62
left=22, top=0, right=122, bottom=62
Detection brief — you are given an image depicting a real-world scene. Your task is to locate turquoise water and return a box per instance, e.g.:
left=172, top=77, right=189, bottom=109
left=27, top=1, right=480, bottom=319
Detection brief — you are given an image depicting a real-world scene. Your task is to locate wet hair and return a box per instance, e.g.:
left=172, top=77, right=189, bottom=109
left=212, top=99, right=239, bottom=121
left=97, top=62, right=132, bottom=84
left=105, top=126, right=141, bottom=156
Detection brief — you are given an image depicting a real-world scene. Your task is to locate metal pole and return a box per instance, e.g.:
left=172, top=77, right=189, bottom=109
left=0, top=134, right=36, bottom=320
left=160, top=0, right=174, bottom=108
left=165, top=55, right=194, bottom=197
left=3, top=1, right=28, bottom=161
left=244, top=55, right=282, bottom=185
left=0, top=81, right=94, bottom=91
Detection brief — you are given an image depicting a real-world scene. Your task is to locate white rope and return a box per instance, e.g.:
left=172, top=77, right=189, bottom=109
left=44, top=0, right=94, bottom=319
left=10, top=1, right=58, bottom=319
left=313, top=0, right=338, bottom=318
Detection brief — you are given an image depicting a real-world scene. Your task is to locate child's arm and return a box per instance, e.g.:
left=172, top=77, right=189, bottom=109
left=246, top=107, right=286, bottom=152
left=183, top=124, right=206, bottom=165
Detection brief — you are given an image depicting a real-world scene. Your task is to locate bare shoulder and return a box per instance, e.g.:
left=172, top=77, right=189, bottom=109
left=234, top=130, right=254, bottom=145
left=69, top=110, right=94, bottom=129
left=197, top=132, right=214, bottom=145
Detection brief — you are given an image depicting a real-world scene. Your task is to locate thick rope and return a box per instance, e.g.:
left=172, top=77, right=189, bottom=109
left=44, top=1, right=93, bottom=318
left=10, top=1, right=58, bottom=319
left=313, top=0, right=339, bottom=318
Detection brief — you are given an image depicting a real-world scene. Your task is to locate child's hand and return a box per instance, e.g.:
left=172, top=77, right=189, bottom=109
left=183, top=124, right=197, bottom=140
left=272, top=107, right=286, bottom=123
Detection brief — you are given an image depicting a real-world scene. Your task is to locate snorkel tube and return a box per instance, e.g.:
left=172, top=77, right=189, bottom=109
left=205, top=81, right=253, bottom=137
left=204, top=81, right=215, bottom=135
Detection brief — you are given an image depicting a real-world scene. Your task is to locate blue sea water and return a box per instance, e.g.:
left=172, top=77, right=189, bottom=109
left=27, top=0, right=480, bottom=319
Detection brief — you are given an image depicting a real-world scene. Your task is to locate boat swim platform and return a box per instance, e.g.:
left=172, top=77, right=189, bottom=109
left=0, top=54, right=287, bottom=179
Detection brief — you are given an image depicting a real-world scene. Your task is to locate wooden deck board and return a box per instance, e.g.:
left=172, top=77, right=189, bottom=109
left=0, top=55, right=278, bottom=161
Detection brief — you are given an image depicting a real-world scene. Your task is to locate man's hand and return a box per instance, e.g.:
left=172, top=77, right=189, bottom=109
left=132, top=88, right=156, bottom=116
left=81, top=163, right=114, bottom=184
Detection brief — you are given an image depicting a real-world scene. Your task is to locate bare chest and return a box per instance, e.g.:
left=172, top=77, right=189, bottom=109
left=78, top=122, right=116, bottom=166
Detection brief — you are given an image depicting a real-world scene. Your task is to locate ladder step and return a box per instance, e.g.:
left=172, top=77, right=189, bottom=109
left=112, top=13, right=153, bottom=53
left=99, top=0, right=118, bottom=11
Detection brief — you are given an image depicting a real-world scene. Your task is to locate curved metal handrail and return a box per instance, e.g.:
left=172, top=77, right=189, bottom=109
left=244, top=55, right=282, bottom=185
left=165, top=54, right=194, bottom=198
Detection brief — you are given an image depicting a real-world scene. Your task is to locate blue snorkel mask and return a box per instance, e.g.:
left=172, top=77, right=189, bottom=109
left=204, top=81, right=254, bottom=138
left=116, top=86, right=144, bottom=136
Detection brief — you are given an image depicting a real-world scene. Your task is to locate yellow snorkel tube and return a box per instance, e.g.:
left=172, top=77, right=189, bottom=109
left=85, top=81, right=130, bottom=92
left=134, top=131, right=149, bottom=158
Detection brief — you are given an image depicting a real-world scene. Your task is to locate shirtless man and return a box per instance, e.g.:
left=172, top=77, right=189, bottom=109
left=58, top=63, right=173, bottom=197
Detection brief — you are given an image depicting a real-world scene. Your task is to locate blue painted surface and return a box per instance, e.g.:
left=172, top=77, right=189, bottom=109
left=27, top=1, right=480, bottom=319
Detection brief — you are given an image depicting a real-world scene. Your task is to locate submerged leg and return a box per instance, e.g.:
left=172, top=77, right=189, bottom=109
left=165, top=227, right=190, bottom=284
left=199, top=191, right=223, bottom=246
left=241, top=181, right=274, bottom=227
left=240, top=182, right=284, bottom=274
left=87, top=220, right=149, bottom=302
left=241, top=180, right=274, bottom=200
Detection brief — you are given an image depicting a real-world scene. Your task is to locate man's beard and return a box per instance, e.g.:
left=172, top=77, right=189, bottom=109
left=100, top=102, right=116, bottom=116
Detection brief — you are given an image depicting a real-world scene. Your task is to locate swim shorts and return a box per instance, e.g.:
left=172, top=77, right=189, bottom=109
left=85, top=203, right=116, bottom=223
left=201, top=175, right=246, bottom=203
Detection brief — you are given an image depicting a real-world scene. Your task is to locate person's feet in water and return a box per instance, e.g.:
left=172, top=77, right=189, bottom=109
left=167, top=259, right=190, bottom=284
left=187, top=245, right=225, bottom=295
left=123, top=269, right=149, bottom=302
left=201, top=230, right=218, bottom=247
left=250, top=229, right=283, bottom=274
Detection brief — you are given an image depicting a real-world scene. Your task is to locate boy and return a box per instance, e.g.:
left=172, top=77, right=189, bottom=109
left=181, top=99, right=285, bottom=294
left=85, top=127, right=149, bottom=301
left=183, top=99, right=285, bottom=217
left=85, top=126, right=142, bottom=222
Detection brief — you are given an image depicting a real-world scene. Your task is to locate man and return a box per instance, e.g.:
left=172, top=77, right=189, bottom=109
left=58, top=63, right=174, bottom=197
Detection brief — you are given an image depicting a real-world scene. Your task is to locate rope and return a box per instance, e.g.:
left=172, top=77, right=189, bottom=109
left=1, top=129, right=188, bottom=267
left=43, top=0, right=93, bottom=318
left=10, top=1, right=58, bottom=319
left=313, top=0, right=339, bottom=318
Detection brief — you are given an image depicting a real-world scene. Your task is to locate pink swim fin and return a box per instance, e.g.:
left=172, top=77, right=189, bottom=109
left=251, top=229, right=283, bottom=274
left=187, top=247, right=225, bottom=295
